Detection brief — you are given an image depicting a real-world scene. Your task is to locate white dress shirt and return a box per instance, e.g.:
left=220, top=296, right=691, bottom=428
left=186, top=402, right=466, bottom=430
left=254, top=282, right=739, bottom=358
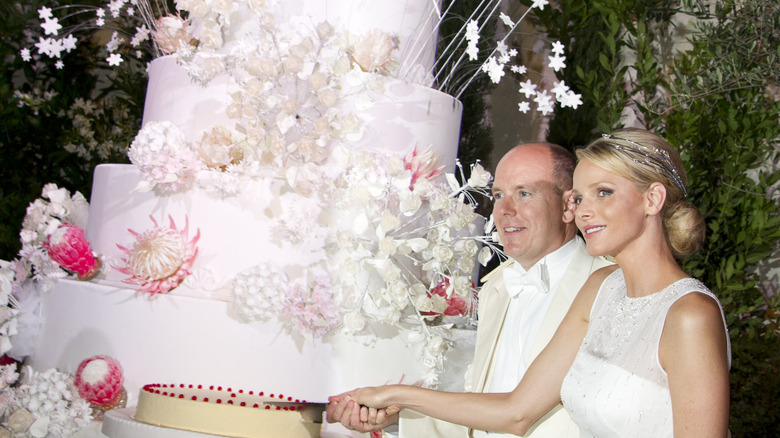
left=474, top=238, right=579, bottom=437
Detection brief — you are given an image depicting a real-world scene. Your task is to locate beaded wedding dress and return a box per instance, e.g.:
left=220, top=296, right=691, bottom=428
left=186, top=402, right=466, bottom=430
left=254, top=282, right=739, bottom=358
left=560, top=269, right=730, bottom=437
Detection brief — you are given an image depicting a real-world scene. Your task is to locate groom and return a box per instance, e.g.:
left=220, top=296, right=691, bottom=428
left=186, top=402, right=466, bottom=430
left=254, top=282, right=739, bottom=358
left=328, top=143, right=611, bottom=437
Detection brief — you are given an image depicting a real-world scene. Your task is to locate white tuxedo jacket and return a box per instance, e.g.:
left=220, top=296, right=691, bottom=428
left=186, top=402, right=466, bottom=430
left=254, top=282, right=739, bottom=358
left=399, top=238, right=612, bottom=438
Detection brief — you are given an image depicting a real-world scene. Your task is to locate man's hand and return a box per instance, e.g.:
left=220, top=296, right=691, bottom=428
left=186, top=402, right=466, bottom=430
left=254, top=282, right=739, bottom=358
left=327, top=392, right=398, bottom=432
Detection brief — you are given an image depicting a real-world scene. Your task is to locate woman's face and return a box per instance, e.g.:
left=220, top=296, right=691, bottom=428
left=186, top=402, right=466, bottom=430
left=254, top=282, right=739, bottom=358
left=570, top=158, right=648, bottom=259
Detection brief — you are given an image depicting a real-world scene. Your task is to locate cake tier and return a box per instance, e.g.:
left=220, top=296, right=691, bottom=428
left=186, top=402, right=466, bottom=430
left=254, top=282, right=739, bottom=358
left=232, top=0, right=442, bottom=76
left=86, top=163, right=326, bottom=296
left=26, top=279, right=473, bottom=406
left=142, top=55, right=462, bottom=173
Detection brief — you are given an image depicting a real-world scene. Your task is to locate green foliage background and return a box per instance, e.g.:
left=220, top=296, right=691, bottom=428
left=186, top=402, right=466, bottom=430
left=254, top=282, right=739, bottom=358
left=1, top=0, right=144, bottom=259
left=528, top=0, right=780, bottom=435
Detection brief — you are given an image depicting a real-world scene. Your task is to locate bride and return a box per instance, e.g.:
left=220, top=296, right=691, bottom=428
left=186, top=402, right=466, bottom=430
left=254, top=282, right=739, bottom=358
left=327, top=128, right=731, bottom=437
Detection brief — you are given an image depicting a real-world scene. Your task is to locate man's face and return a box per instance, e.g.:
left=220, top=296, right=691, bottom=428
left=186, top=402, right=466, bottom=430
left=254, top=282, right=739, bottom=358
left=491, top=145, right=569, bottom=269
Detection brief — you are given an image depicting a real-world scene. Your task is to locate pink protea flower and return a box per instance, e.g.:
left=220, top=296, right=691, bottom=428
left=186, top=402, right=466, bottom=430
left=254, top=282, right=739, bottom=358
left=404, top=145, right=445, bottom=189
left=43, top=223, right=101, bottom=280
left=73, top=355, right=125, bottom=410
left=115, top=215, right=200, bottom=295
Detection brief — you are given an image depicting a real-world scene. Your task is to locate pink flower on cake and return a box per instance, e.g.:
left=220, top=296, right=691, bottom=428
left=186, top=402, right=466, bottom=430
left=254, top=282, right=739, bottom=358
left=427, top=278, right=476, bottom=317
left=404, top=145, right=445, bottom=189
left=14, top=184, right=91, bottom=288
left=73, top=355, right=126, bottom=411
left=43, top=223, right=101, bottom=281
left=115, top=215, right=200, bottom=295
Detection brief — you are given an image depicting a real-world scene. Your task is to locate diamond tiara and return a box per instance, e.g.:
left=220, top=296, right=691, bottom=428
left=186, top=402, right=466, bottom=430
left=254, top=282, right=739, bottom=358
left=601, top=133, right=688, bottom=198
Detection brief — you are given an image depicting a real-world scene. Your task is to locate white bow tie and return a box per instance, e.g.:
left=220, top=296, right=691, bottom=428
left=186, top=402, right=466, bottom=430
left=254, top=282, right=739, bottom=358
left=502, top=260, right=550, bottom=298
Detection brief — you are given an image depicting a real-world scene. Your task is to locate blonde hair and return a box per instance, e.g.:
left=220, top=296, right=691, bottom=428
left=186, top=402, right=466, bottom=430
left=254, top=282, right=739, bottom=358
left=576, top=128, right=706, bottom=257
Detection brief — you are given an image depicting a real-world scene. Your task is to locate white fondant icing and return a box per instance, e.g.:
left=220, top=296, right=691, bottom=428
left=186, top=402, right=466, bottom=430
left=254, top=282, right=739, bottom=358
left=28, top=279, right=433, bottom=404
left=142, top=56, right=462, bottom=172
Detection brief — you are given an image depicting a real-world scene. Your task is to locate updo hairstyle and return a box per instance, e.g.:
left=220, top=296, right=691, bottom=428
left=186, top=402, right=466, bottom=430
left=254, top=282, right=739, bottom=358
left=576, top=128, right=706, bottom=257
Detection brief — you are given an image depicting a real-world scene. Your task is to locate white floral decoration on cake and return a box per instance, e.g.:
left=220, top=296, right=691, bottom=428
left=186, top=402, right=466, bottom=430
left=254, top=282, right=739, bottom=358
left=114, top=216, right=201, bottom=295
left=0, top=366, right=93, bottom=438
left=13, top=184, right=91, bottom=290
left=128, top=121, right=201, bottom=194
left=0, top=263, right=20, bottom=357
left=229, top=148, right=503, bottom=380
left=232, top=265, right=341, bottom=338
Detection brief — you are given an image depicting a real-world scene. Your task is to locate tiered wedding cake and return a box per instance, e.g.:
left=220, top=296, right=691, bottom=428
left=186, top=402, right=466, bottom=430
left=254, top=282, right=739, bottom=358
left=11, top=1, right=494, bottom=436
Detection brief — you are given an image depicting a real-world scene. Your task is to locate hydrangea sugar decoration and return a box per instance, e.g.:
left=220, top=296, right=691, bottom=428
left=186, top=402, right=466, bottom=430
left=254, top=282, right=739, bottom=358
left=128, top=121, right=202, bottom=194
left=2, top=366, right=93, bottom=438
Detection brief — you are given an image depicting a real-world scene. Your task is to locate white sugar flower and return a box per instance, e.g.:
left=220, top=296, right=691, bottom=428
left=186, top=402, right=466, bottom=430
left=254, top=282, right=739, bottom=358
left=106, top=32, right=123, bottom=52
left=426, top=334, right=446, bottom=356
left=14, top=366, right=93, bottom=437
left=399, top=193, right=422, bottom=215
left=510, top=64, right=527, bottom=74
left=232, top=265, right=342, bottom=339
left=40, top=18, right=62, bottom=36
left=465, top=20, right=480, bottom=61
left=349, top=29, right=397, bottom=74
left=195, top=126, right=242, bottom=170
left=38, top=6, right=53, bottom=20
left=467, top=163, right=491, bottom=187
left=106, top=53, right=123, bottom=66
left=552, top=80, right=571, bottom=100
left=343, top=311, right=366, bottom=332
left=551, top=40, right=566, bottom=55
left=561, top=90, right=583, bottom=109
left=414, top=294, right=434, bottom=312
left=211, top=0, right=233, bottom=17
left=198, top=25, right=223, bottom=50
left=518, top=101, right=531, bottom=113
left=548, top=52, right=566, bottom=72
left=519, top=79, right=537, bottom=98
left=482, top=56, right=505, bottom=84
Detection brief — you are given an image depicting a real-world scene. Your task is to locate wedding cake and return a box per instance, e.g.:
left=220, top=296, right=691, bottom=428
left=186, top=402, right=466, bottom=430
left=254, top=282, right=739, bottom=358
left=10, top=1, right=494, bottom=436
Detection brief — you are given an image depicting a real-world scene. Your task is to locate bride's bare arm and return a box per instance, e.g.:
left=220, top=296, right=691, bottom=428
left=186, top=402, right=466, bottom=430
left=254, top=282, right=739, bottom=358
left=345, top=266, right=616, bottom=435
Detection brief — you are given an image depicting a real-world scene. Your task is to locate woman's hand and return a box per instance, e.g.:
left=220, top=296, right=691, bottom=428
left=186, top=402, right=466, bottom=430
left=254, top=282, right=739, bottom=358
left=327, top=388, right=400, bottom=431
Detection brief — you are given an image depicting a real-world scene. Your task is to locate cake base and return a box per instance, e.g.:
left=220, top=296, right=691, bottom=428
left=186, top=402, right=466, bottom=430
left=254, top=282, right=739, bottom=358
left=134, top=384, right=324, bottom=438
left=102, top=408, right=362, bottom=438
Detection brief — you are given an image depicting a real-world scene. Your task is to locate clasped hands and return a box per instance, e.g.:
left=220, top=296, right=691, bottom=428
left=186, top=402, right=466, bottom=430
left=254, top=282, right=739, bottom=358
left=326, top=386, right=402, bottom=433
